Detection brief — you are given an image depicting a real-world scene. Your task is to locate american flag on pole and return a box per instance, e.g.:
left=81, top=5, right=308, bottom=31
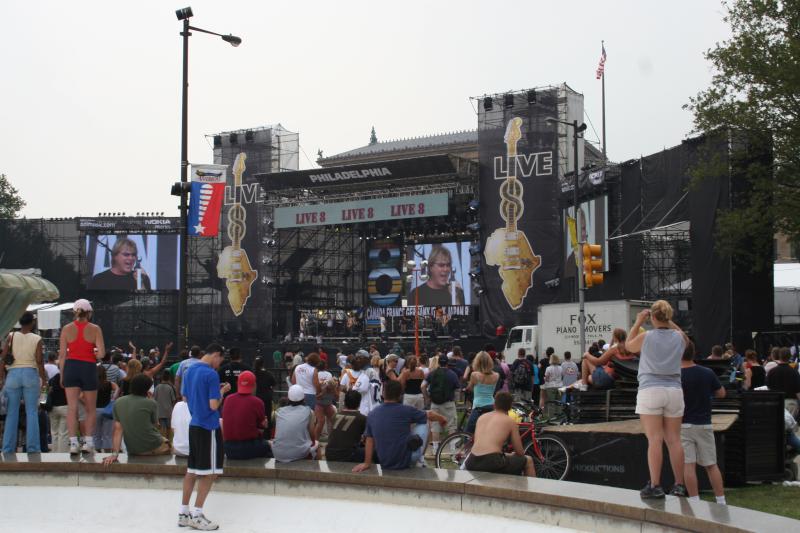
left=596, top=42, right=607, bottom=79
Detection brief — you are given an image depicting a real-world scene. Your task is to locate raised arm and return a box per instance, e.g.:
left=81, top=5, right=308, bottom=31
left=626, top=310, right=650, bottom=354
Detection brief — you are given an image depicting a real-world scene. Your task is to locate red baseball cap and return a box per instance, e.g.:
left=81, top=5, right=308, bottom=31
left=237, top=371, right=256, bottom=394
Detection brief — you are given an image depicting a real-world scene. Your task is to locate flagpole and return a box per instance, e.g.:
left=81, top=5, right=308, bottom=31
left=601, top=40, right=607, bottom=164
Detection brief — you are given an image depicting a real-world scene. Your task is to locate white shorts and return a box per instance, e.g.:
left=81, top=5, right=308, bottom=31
left=635, top=386, right=684, bottom=417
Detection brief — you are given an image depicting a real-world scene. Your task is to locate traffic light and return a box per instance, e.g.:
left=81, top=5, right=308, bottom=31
left=583, top=244, right=604, bottom=287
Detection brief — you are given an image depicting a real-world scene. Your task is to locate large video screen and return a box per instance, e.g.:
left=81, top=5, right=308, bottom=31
left=405, top=242, right=472, bottom=306
left=85, top=234, right=181, bottom=291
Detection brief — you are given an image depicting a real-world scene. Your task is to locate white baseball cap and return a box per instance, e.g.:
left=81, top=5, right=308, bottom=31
left=288, top=384, right=305, bottom=402
left=73, top=299, right=93, bottom=312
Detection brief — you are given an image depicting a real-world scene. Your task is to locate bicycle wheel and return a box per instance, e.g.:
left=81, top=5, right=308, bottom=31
left=525, top=435, right=570, bottom=480
left=435, top=431, right=473, bottom=470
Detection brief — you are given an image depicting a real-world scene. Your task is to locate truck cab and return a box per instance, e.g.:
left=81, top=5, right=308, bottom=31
left=503, top=325, right=539, bottom=361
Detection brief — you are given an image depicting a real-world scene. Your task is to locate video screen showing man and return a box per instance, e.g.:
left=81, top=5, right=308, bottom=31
left=407, top=244, right=466, bottom=306
left=88, top=237, right=151, bottom=291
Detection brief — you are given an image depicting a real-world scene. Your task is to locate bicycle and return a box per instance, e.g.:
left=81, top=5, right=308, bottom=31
left=434, top=401, right=571, bottom=480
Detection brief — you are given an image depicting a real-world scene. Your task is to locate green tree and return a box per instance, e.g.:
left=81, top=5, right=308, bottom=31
left=686, top=0, right=800, bottom=269
left=0, top=174, right=25, bottom=218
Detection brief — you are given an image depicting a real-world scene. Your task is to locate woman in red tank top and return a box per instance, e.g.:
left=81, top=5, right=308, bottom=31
left=58, top=299, right=105, bottom=455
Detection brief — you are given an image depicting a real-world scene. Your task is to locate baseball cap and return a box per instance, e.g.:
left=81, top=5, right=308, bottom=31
left=73, top=299, right=93, bottom=312
left=238, top=371, right=256, bottom=394
left=356, top=349, right=370, bottom=358
left=288, top=384, right=304, bottom=402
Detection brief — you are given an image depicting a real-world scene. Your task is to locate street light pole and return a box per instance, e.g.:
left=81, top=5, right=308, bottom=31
left=573, top=120, right=586, bottom=357
left=175, top=7, right=241, bottom=354
left=178, top=16, right=190, bottom=354
left=407, top=259, right=428, bottom=357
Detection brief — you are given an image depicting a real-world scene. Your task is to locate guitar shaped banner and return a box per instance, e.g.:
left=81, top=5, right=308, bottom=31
left=484, top=117, right=541, bottom=310
left=216, top=152, right=258, bottom=316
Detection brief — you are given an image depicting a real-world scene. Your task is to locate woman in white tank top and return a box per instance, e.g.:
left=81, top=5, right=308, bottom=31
left=1, top=312, right=45, bottom=453
left=626, top=300, right=690, bottom=499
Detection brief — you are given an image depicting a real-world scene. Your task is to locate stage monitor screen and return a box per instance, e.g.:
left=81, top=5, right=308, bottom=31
left=85, top=234, right=181, bottom=291
left=405, top=242, right=472, bottom=306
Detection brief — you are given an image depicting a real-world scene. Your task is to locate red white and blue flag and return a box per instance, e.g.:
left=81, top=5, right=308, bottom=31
left=596, top=42, right=607, bottom=79
left=188, top=164, right=227, bottom=237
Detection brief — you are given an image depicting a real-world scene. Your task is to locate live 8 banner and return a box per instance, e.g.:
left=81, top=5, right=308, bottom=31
left=478, top=90, right=561, bottom=328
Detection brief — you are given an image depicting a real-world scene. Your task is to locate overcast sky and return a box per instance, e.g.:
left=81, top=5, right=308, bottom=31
left=1, top=1, right=730, bottom=218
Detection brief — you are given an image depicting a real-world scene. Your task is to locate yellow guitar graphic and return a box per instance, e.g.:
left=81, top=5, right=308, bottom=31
left=216, top=152, right=258, bottom=316
left=484, top=117, right=541, bottom=309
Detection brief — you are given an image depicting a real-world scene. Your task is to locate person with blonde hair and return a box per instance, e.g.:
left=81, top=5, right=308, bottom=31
left=540, top=353, right=563, bottom=408
left=88, top=236, right=151, bottom=290
left=58, top=299, right=105, bottom=454
left=407, top=245, right=465, bottom=306
left=626, top=299, right=690, bottom=499
left=464, top=351, right=498, bottom=433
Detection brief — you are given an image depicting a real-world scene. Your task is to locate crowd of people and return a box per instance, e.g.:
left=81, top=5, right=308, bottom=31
left=3, top=298, right=800, bottom=528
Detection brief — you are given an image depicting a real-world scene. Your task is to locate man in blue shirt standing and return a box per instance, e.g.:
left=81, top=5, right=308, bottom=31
left=179, top=343, right=231, bottom=530
left=352, top=380, right=446, bottom=472
left=680, top=342, right=726, bottom=504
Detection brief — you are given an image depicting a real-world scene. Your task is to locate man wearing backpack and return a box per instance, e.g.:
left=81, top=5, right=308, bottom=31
left=422, top=354, right=460, bottom=455
left=510, top=349, right=533, bottom=401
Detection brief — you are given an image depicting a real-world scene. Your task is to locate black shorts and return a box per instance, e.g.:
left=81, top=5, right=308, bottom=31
left=188, top=426, right=224, bottom=475
left=465, top=452, right=527, bottom=475
left=63, top=359, right=98, bottom=391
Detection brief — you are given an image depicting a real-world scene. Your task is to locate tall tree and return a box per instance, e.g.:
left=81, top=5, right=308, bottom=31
left=0, top=174, right=25, bottom=218
left=686, top=0, right=800, bottom=268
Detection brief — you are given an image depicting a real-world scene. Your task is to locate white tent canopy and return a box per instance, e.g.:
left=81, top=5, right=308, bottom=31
left=37, top=302, right=75, bottom=330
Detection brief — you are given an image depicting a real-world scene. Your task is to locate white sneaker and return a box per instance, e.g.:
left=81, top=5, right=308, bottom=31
left=69, top=443, right=80, bottom=455
left=190, top=514, right=219, bottom=531
left=80, top=442, right=95, bottom=454
left=178, top=514, right=192, bottom=527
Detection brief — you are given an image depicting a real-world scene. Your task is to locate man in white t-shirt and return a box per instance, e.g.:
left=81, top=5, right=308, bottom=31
left=44, top=353, right=60, bottom=380
left=560, top=352, right=579, bottom=387
left=170, top=401, right=191, bottom=457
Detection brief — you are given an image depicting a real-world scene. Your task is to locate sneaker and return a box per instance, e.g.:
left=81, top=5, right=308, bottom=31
left=178, top=514, right=192, bottom=528
left=69, top=443, right=80, bottom=455
left=189, top=514, right=219, bottom=531
left=80, top=442, right=95, bottom=454
left=640, top=482, right=665, bottom=499
left=669, top=483, right=688, bottom=497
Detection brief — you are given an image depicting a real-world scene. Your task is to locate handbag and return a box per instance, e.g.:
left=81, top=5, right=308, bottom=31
left=3, top=332, right=14, bottom=367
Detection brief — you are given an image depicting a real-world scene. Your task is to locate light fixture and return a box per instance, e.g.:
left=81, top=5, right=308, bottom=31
left=221, top=34, right=242, bottom=47
left=467, top=222, right=480, bottom=232
left=483, top=97, right=493, bottom=111
left=526, top=89, right=537, bottom=104
left=175, top=6, right=193, bottom=20
left=503, top=93, right=514, bottom=108
left=469, top=242, right=482, bottom=256
left=467, top=199, right=479, bottom=213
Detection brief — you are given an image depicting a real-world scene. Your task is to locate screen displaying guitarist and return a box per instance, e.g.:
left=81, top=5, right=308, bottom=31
left=484, top=117, right=541, bottom=310
left=216, top=152, right=257, bottom=316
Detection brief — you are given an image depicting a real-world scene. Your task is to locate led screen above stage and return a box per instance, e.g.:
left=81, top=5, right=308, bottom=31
left=273, top=193, right=449, bottom=228
left=406, top=242, right=472, bottom=307
left=85, top=234, right=181, bottom=291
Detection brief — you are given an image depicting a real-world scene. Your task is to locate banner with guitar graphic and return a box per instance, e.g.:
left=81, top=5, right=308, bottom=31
left=189, top=164, right=227, bottom=237
left=478, top=89, right=562, bottom=327
left=216, top=153, right=258, bottom=317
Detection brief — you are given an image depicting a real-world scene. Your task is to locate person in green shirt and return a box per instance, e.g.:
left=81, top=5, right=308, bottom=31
left=103, top=374, right=171, bottom=464
left=273, top=349, right=283, bottom=369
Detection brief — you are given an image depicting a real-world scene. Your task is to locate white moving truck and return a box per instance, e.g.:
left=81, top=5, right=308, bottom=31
left=503, top=300, right=651, bottom=361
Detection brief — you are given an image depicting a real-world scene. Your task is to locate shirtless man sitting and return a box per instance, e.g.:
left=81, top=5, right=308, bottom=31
left=464, top=391, right=535, bottom=477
